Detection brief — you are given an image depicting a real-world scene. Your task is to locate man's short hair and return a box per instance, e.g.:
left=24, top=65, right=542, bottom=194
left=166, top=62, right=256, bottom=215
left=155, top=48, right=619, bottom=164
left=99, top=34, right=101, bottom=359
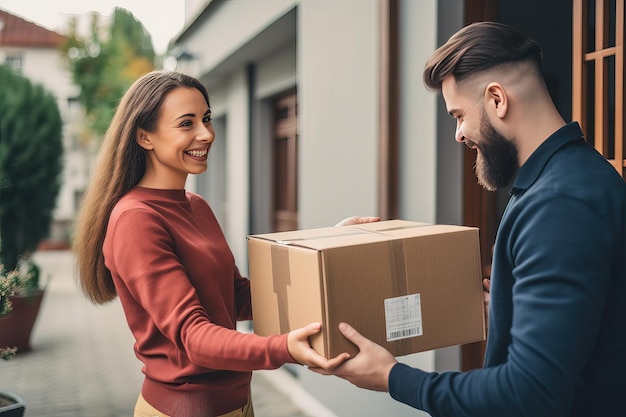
left=423, top=21, right=544, bottom=91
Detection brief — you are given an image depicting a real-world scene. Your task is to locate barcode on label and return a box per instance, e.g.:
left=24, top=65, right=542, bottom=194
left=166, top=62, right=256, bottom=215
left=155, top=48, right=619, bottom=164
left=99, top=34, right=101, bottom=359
left=384, top=293, right=423, bottom=342
left=387, top=327, right=421, bottom=340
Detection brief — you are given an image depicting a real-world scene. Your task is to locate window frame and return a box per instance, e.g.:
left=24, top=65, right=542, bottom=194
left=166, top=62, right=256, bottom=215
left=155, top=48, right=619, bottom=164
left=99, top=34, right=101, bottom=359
left=573, top=0, right=625, bottom=177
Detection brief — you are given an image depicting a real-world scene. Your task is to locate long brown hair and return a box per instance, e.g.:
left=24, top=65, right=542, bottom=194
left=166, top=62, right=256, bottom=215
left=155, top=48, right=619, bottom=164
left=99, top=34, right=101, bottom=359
left=73, top=70, right=210, bottom=304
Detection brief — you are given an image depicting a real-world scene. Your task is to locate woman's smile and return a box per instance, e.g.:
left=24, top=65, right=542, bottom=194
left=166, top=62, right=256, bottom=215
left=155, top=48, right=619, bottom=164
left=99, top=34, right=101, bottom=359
left=184, top=147, right=209, bottom=160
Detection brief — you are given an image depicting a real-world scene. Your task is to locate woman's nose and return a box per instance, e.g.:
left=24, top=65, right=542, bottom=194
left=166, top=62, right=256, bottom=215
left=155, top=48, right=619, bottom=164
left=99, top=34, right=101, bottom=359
left=198, top=124, right=215, bottom=143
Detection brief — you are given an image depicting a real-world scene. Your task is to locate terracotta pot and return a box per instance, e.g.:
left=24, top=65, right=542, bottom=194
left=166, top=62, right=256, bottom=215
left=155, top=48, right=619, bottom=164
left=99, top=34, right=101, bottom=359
left=0, top=389, right=25, bottom=416
left=0, top=290, right=45, bottom=352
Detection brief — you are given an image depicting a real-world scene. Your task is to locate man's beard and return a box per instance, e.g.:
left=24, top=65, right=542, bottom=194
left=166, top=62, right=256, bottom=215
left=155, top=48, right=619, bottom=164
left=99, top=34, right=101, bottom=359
left=474, top=113, right=519, bottom=191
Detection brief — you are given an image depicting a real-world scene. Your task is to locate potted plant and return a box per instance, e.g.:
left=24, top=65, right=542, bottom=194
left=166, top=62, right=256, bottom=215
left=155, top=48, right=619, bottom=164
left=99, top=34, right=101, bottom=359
left=0, top=389, right=25, bottom=417
left=0, top=264, right=29, bottom=417
left=0, top=258, right=45, bottom=352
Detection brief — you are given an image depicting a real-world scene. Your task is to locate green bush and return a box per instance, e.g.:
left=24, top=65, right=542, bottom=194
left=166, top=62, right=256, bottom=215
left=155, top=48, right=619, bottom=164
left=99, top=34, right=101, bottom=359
left=0, top=65, right=63, bottom=271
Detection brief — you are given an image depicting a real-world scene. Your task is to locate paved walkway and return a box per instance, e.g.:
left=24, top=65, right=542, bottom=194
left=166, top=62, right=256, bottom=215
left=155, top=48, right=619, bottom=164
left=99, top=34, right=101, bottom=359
left=0, top=250, right=336, bottom=417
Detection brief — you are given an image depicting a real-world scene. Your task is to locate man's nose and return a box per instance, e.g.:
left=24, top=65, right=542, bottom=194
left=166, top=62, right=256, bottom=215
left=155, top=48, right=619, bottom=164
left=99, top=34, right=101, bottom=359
left=455, top=126, right=465, bottom=143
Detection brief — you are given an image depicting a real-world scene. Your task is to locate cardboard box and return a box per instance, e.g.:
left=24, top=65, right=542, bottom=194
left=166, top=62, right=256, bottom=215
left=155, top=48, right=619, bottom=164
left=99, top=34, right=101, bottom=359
left=247, top=220, right=486, bottom=358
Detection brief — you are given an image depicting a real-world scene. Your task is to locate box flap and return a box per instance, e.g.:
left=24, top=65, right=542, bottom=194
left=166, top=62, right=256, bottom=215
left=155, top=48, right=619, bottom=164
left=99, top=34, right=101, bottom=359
left=247, top=220, right=434, bottom=251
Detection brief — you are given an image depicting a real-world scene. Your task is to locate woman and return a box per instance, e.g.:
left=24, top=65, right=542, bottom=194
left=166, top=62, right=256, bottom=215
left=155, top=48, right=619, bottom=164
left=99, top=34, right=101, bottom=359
left=73, top=70, right=359, bottom=417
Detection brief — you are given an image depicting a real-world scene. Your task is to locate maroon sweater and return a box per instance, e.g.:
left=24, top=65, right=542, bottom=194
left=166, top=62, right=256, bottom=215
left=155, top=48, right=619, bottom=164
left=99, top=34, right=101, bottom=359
left=103, top=187, right=294, bottom=416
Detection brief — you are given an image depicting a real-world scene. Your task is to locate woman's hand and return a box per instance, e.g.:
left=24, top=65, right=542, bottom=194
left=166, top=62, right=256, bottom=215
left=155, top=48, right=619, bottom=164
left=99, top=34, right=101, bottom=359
left=287, top=322, right=350, bottom=370
left=334, top=216, right=381, bottom=227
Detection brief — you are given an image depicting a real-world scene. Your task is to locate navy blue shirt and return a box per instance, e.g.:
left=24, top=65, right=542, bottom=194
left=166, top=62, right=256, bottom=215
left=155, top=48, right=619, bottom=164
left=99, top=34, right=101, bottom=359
left=389, top=122, right=626, bottom=416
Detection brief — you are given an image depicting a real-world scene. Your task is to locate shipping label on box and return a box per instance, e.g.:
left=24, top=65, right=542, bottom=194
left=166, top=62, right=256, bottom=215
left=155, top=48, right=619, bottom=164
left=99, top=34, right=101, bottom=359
left=247, top=220, right=486, bottom=359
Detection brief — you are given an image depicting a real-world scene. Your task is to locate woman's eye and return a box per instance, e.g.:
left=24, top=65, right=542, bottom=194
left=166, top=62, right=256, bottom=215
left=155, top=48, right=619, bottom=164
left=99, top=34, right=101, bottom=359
left=203, top=116, right=212, bottom=123
left=180, top=120, right=192, bottom=127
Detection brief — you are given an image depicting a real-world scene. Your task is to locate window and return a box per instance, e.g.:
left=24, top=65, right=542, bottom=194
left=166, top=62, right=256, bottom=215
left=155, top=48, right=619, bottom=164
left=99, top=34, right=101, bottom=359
left=4, top=54, right=23, bottom=73
left=573, top=0, right=625, bottom=177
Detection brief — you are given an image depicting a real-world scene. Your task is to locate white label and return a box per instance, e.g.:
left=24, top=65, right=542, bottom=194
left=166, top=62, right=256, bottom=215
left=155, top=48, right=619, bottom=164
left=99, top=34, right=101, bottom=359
left=384, top=293, right=423, bottom=342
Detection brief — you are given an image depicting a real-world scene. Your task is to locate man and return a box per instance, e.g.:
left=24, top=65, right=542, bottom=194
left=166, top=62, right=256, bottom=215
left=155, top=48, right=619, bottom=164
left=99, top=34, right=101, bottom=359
left=312, top=22, right=626, bottom=417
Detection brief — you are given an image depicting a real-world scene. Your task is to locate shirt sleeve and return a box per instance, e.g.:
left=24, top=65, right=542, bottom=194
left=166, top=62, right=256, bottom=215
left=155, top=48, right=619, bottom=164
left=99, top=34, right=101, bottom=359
left=389, top=194, right=614, bottom=416
left=107, top=208, right=295, bottom=372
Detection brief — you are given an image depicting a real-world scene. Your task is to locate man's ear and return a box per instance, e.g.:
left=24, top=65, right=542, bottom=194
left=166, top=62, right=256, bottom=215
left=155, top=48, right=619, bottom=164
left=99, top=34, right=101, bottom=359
left=136, top=128, right=153, bottom=150
left=484, top=82, right=508, bottom=118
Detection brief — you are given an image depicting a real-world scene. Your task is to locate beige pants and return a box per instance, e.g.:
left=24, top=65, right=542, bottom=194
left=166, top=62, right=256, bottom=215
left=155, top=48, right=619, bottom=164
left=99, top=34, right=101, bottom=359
left=134, top=393, right=254, bottom=417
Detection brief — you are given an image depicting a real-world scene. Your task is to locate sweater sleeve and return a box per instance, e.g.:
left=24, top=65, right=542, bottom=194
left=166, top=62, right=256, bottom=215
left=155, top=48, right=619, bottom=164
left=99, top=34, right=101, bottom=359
left=106, top=208, right=295, bottom=372
left=388, top=194, right=614, bottom=417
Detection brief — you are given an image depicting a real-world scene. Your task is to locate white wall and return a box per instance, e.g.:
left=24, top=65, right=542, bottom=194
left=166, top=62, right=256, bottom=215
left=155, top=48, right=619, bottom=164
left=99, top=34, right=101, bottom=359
left=223, top=68, right=250, bottom=270
left=184, top=0, right=210, bottom=23
left=19, top=48, right=76, bottom=113
left=398, top=0, right=439, bottom=224
left=295, top=1, right=436, bottom=415
left=297, top=0, right=379, bottom=229
left=181, top=0, right=296, bottom=77
left=255, top=44, right=296, bottom=100
left=434, top=0, right=465, bottom=227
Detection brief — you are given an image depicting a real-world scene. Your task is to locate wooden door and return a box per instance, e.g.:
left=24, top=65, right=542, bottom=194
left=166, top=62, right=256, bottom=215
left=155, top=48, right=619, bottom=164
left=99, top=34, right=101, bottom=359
left=459, top=0, right=500, bottom=372
left=272, top=92, right=298, bottom=232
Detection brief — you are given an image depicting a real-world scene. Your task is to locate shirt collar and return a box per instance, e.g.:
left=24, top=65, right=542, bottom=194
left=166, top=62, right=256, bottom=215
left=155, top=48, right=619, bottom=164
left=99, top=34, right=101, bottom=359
left=510, top=122, right=585, bottom=195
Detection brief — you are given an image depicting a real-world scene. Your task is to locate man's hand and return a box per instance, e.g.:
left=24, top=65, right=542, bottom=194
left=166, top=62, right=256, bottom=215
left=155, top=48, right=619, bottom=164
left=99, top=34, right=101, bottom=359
left=334, top=216, right=381, bottom=227
left=287, top=322, right=350, bottom=371
left=483, top=278, right=491, bottom=327
left=309, top=322, right=397, bottom=392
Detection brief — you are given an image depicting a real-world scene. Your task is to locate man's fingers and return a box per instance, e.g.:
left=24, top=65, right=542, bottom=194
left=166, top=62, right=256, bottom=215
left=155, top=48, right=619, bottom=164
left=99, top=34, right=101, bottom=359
left=305, top=351, right=350, bottom=371
left=338, top=322, right=367, bottom=347
left=309, top=366, right=331, bottom=375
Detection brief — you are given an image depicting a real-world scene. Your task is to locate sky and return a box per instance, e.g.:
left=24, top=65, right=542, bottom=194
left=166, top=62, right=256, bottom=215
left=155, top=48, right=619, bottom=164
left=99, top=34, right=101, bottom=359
left=0, top=0, right=186, bottom=54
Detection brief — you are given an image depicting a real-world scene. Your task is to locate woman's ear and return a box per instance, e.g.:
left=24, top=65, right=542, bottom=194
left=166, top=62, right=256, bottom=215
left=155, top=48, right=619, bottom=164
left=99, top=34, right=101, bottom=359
left=136, top=128, right=153, bottom=150
left=484, top=82, right=508, bottom=119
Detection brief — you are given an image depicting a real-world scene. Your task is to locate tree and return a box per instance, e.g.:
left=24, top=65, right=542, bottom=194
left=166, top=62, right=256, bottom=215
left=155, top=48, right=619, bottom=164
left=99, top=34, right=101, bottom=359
left=62, top=7, right=156, bottom=139
left=0, top=65, right=64, bottom=271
